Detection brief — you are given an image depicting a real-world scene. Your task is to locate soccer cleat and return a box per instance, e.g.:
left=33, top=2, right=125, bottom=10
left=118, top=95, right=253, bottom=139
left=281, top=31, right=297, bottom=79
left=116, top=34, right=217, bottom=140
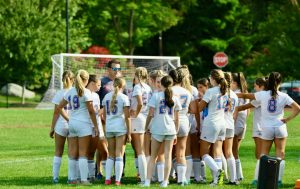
left=96, top=172, right=103, bottom=180
left=80, top=181, right=92, bottom=186
left=52, top=178, right=59, bottom=184
left=251, top=180, right=257, bottom=186
left=278, top=180, right=283, bottom=188
left=68, top=180, right=78, bottom=185
left=115, top=181, right=121, bottom=186
left=227, top=181, right=240, bottom=185
left=105, top=180, right=111, bottom=185
left=160, top=181, right=168, bottom=188
left=216, top=169, right=224, bottom=185
left=199, top=177, right=207, bottom=184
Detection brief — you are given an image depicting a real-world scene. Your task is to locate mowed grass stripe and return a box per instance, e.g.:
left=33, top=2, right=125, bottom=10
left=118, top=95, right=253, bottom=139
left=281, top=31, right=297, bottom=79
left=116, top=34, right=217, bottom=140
left=0, top=109, right=299, bottom=188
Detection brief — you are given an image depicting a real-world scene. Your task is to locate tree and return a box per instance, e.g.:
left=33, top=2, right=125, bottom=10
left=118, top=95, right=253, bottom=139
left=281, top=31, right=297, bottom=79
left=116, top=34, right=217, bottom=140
left=136, top=0, right=252, bottom=81
left=0, top=0, right=90, bottom=91
left=251, top=1, right=300, bottom=79
left=81, top=0, right=196, bottom=55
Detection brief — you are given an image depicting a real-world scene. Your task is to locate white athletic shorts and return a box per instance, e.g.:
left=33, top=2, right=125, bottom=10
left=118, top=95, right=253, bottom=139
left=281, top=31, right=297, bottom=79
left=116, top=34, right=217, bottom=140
left=261, top=126, right=288, bottom=140
left=177, top=117, right=190, bottom=137
left=98, top=124, right=105, bottom=139
left=234, top=127, right=246, bottom=140
left=252, top=125, right=262, bottom=138
left=152, top=134, right=176, bottom=143
left=200, top=124, right=225, bottom=143
left=106, top=132, right=127, bottom=138
left=68, top=119, right=93, bottom=137
left=131, top=114, right=146, bottom=133
left=225, top=128, right=234, bottom=139
left=54, top=122, right=69, bottom=137
left=189, top=115, right=198, bottom=134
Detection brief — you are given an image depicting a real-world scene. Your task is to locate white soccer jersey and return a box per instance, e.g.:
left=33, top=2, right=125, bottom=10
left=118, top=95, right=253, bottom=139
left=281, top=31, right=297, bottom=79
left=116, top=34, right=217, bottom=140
left=52, top=89, right=71, bottom=124
left=148, top=91, right=182, bottom=135
left=191, top=85, right=199, bottom=100
left=234, top=89, right=249, bottom=128
left=172, top=86, right=192, bottom=117
left=130, top=83, right=152, bottom=116
left=202, top=86, right=227, bottom=129
left=102, top=91, right=130, bottom=133
left=254, top=90, right=294, bottom=127
left=64, top=87, right=93, bottom=123
left=251, top=100, right=262, bottom=132
left=91, top=92, right=102, bottom=128
left=224, top=90, right=239, bottom=129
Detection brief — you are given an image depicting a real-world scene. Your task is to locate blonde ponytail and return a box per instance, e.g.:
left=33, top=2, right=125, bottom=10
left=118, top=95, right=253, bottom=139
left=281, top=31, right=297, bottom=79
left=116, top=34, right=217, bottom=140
left=62, top=70, right=74, bottom=89
left=75, top=69, right=89, bottom=97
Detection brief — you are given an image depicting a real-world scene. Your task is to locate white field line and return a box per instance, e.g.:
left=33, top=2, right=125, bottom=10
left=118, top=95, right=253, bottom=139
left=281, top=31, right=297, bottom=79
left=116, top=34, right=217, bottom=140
left=0, top=157, right=51, bottom=164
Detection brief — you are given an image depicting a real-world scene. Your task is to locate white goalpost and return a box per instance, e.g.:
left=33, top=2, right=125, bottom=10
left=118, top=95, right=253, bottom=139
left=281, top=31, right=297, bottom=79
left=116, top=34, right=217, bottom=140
left=36, top=53, right=181, bottom=109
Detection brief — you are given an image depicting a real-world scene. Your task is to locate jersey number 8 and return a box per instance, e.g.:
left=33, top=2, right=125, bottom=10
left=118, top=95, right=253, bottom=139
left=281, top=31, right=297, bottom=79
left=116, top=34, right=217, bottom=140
left=268, top=98, right=277, bottom=113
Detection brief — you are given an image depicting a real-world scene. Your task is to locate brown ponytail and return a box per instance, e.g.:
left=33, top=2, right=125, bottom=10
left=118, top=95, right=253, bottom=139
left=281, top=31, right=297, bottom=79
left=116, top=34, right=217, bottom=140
left=110, top=78, right=126, bottom=111
left=210, top=69, right=228, bottom=95
left=224, top=72, right=232, bottom=109
left=161, top=76, right=174, bottom=108
left=267, top=72, right=282, bottom=98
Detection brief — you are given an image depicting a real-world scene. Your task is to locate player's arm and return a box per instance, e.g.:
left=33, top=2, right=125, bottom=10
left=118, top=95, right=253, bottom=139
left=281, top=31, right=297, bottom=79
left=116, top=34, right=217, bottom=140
left=145, top=107, right=154, bottom=133
left=233, top=103, right=254, bottom=121
left=134, top=95, right=143, bottom=118
left=198, top=100, right=208, bottom=113
left=124, top=106, right=131, bottom=143
left=50, top=104, right=60, bottom=138
left=51, top=99, right=68, bottom=138
left=87, top=101, right=98, bottom=137
left=236, top=93, right=255, bottom=100
left=282, top=102, right=300, bottom=123
left=189, top=100, right=200, bottom=131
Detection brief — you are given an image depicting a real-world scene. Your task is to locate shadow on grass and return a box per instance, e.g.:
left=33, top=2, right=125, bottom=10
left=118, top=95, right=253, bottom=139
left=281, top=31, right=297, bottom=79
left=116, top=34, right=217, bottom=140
left=0, top=176, right=296, bottom=188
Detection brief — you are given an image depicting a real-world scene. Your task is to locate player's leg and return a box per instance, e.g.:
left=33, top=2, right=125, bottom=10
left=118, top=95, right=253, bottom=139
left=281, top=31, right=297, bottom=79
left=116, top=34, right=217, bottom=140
left=185, top=135, right=193, bottom=184
left=190, top=132, right=202, bottom=183
left=131, top=133, right=147, bottom=183
left=67, top=136, right=78, bottom=184
left=96, top=138, right=108, bottom=179
left=78, top=135, right=92, bottom=184
left=144, top=135, right=162, bottom=187
left=252, top=137, right=262, bottom=184
left=223, top=137, right=237, bottom=184
left=154, top=142, right=165, bottom=183
left=53, top=133, right=66, bottom=183
left=105, top=136, right=116, bottom=184
left=114, top=134, right=127, bottom=185
left=161, top=138, right=175, bottom=187
left=176, top=136, right=188, bottom=185
left=87, top=135, right=98, bottom=181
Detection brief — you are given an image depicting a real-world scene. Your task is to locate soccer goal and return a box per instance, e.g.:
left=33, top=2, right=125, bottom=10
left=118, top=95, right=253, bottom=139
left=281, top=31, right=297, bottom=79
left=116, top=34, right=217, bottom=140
left=36, top=53, right=181, bottom=109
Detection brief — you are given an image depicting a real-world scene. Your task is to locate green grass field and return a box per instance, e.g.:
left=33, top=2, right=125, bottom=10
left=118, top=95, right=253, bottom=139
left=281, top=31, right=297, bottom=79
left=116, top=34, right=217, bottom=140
left=0, top=109, right=299, bottom=188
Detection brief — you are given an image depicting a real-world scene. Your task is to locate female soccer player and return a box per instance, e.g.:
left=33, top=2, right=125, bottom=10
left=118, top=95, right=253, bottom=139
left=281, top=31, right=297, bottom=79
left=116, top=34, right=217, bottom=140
left=130, top=67, right=152, bottom=184
left=231, top=72, right=248, bottom=181
left=143, top=75, right=182, bottom=187
left=147, top=70, right=166, bottom=183
left=102, top=77, right=131, bottom=186
left=198, top=69, right=228, bottom=186
left=234, top=77, right=267, bottom=185
left=236, top=72, right=300, bottom=186
left=85, top=74, right=107, bottom=181
left=50, top=70, right=74, bottom=183
left=169, top=67, right=192, bottom=185
left=223, top=72, right=239, bottom=185
left=54, top=69, right=99, bottom=185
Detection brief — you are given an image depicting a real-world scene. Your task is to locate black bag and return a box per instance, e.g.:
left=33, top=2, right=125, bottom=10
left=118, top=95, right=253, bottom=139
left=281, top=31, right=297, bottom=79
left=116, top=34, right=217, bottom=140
left=257, top=155, right=281, bottom=189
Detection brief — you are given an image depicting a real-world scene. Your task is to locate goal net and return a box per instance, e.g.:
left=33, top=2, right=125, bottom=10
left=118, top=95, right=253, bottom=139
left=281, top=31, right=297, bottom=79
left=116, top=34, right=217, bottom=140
left=36, top=53, right=181, bottom=109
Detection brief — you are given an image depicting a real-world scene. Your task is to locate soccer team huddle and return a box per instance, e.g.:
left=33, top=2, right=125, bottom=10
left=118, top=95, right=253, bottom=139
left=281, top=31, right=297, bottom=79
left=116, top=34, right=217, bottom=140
left=50, top=59, right=300, bottom=187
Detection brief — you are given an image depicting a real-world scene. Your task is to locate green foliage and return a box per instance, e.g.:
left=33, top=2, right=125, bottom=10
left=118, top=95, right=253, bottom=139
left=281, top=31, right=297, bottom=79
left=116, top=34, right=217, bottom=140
left=82, top=0, right=196, bottom=55
left=0, top=0, right=90, bottom=91
left=251, top=1, right=300, bottom=80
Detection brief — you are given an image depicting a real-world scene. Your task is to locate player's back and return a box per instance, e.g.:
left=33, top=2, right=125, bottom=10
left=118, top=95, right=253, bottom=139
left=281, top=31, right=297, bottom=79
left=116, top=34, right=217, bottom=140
left=130, top=83, right=152, bottom=116
left=172, top=85, right=192, bottom=117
